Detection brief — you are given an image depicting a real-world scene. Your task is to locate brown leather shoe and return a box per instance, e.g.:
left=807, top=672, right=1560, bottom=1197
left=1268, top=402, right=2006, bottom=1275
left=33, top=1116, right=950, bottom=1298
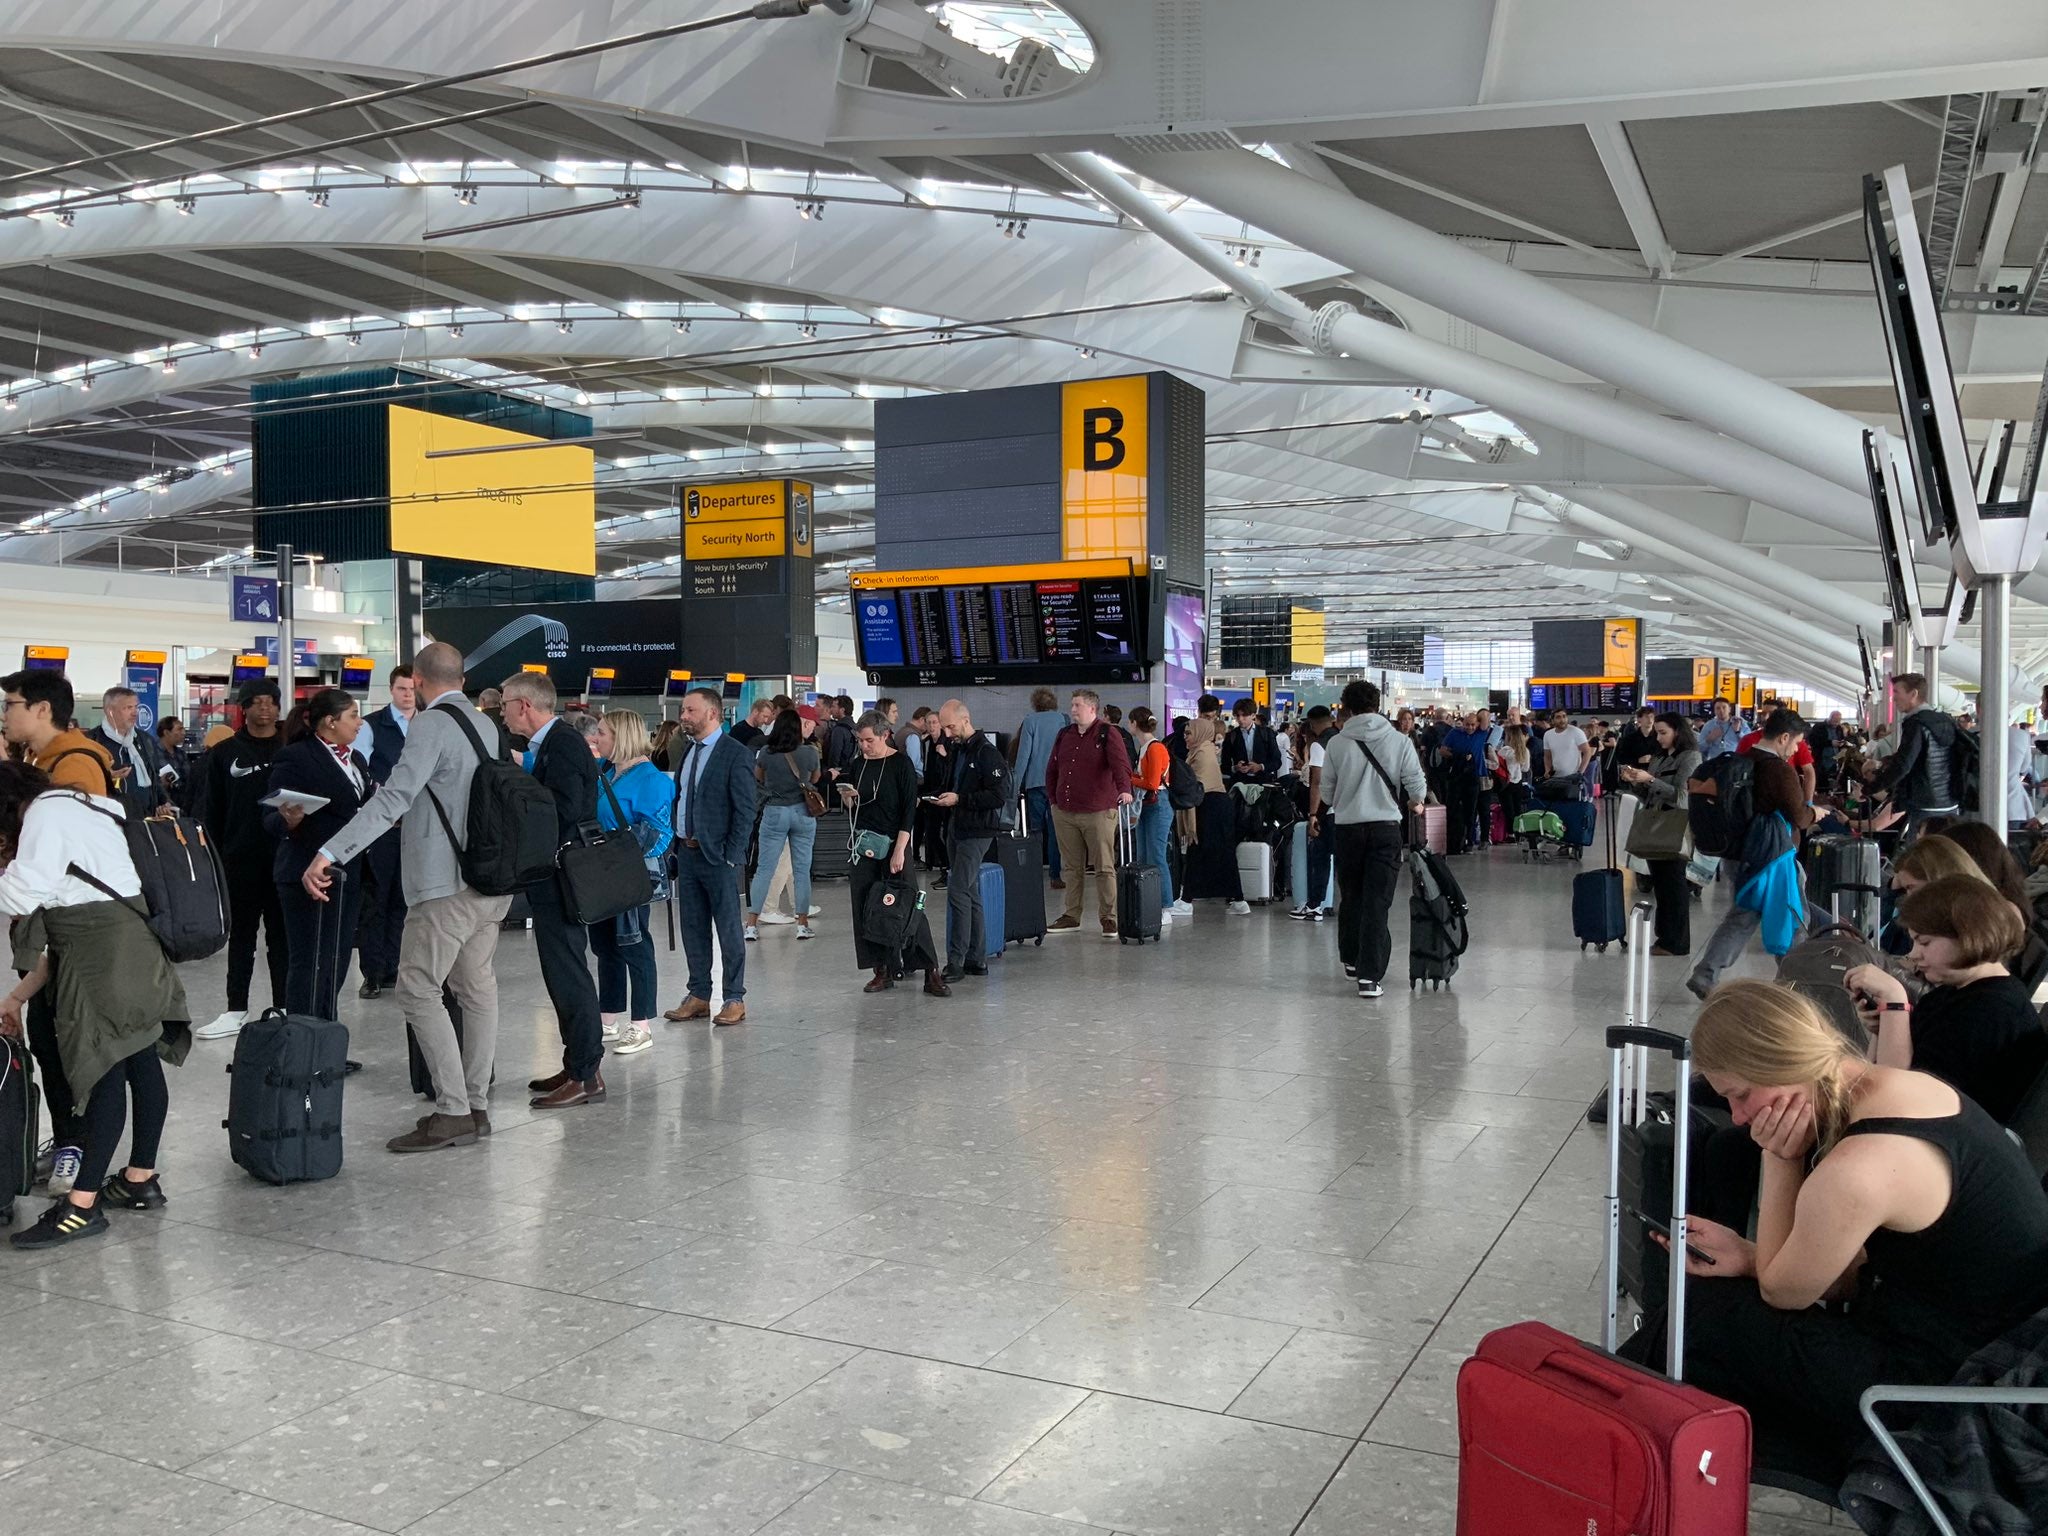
left=1049, top=878, right=1066, bottom=890
left=1047, top=915, right=1080, bottom=932
left=712, top=1001, right=746, bottom=1027
left=387, top=1112, right=479, bottom=1153
left=471, top=1110, right=492, bottom=1137
left=923, top=968, right=951, bottom=997
left=863, top=967, right=893, bottom=993
left=664, top=996, right=712, bottom=1022
left=1101, top=916, right=1118, bottom=936
left=530, top=1072, right=606, bottom=1108
left=528, top=1069, right=572, bottom=1094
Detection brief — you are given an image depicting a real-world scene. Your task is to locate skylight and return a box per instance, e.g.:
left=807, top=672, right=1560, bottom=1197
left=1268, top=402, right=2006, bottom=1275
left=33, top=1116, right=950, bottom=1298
left=933, top=2, right=1096, bottom=72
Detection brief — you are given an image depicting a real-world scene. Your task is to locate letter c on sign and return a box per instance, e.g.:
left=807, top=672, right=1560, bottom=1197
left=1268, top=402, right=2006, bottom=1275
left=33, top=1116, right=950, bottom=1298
left=1082, top=407, right=1126, bottom=471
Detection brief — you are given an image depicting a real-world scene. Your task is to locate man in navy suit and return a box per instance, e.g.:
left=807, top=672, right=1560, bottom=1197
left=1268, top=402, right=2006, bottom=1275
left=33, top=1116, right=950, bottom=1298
left=501, top=672, right=608, bottom=1108
left=662, top=686, right=758, bottom=1026
left=355, top=664, right=415, bottom=999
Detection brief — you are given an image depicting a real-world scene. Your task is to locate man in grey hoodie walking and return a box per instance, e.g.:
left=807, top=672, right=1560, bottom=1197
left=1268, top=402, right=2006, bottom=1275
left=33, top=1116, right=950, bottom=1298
left=1321, top=679, right=1428, bottom=998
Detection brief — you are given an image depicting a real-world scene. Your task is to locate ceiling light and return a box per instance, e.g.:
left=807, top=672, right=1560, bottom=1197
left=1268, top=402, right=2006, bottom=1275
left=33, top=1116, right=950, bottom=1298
left=454, top=183, right=479, bottom=206
left=76, top=373, right=90, bottom=392
left=798, top=322, right=818, bottom=341
left=2, top=397, right=17, bottom=412
left=995, top=215, right=1029, bottom=239
left=1076, top=346, right=1096, bottom=359
left=663, top=387, right=685, bottom=401
left=55, top=208, right=74, bottom=228
left=574, top=391, right=591, bottom=406
left=641, top=509, right=659, bottom=520
left=557, top=319, right=574, bottom=335
left=673, top=318, right=691, bottom=334
left=345, top=331, right=362, bottom=347
left=308, top=188, right=329, bottom=208
left=160, top=356, right=177, bottom=373
left=621, top=190, right=641, bottom=211
left=447, top=324, right=464, bottom=339
left=795, top=199, right=824, bottom=221
left=246, top=344, right=262, bottom=359
left=174, top=195, right=196, bottom=216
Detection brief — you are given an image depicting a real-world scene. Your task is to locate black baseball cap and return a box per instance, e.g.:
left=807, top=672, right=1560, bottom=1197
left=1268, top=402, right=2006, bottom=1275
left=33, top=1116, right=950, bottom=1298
left=237, top=679, right=281, bottom=708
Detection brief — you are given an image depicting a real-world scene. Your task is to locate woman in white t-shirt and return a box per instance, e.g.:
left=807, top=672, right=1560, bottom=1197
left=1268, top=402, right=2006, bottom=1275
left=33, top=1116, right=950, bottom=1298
left=1499, top=724, right=1532, bottom=823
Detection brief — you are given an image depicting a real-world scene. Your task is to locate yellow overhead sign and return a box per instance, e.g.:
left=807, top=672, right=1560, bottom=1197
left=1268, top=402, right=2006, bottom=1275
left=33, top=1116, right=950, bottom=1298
left=1061, top=375, right=1149, bottom=563
left=386, top=405, right=595, bottom=576
left=1692, top=657, right=1717, bottom=699
left=851, top=559, right=1134, bottom=591
left=1738, top=677, right=1756, bottom=712
left=1716, top=666, right=1738, bottom=703
left=1253, top=677, right=1272, bottom=708
left=1290, top=606, right=1327, bottom=669
left=1604, top=618, right=1640, bottom=681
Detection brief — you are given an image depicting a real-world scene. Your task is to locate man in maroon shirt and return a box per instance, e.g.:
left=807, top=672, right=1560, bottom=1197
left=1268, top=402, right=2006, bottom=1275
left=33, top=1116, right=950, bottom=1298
left=1045, top=689, right=1135, bottom=935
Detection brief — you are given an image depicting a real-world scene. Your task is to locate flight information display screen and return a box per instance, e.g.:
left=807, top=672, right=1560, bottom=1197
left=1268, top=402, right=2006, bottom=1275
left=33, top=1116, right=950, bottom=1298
left=854, top=568, right=1144, bottom=682
left=1527, top=681, right=1639, bottom=714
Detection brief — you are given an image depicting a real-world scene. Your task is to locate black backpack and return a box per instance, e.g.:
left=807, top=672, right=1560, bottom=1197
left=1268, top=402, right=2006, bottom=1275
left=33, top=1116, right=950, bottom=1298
left=1949, top=727, right=1980, bottom=809
left=1166, top=753, right=1205, bottom=810
left=1686, top=752, right=1757, bottom=858
left=425, top=703, right=559, bottom=897
left=67, top=797, right=229, bottom=963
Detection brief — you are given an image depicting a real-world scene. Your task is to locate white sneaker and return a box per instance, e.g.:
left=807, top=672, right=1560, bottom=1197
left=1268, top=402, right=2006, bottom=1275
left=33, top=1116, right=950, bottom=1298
left=194, top=1010, right=247, bottom=1040
left=1167, top=900, right=1194, bottom=918
left=796, top=923, right=816, bottom=940
left=601, top=1019, right=622, bottom=1042
left=758, top=911, right=797, bottom=926
left=806, top=906, right=824, bottom=917
left=1227, top=900, right=1252, bottom=916
left=1159, top=910, right=1173, bottom=925
left=612, top=1024, right=654, bottom=1055
left=744, top=925, right=759, bottom=942
left=1358, top=979, right=1385, bottom=999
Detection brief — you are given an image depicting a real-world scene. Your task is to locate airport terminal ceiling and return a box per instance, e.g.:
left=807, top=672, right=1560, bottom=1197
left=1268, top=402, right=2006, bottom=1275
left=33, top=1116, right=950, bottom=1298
left=0, top=0, right=2042, bottom=689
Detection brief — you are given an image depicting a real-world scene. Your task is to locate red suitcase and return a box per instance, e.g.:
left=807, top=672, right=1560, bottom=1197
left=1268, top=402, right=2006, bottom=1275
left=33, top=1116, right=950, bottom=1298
left=1457, top=903, right=1752, bottom=1534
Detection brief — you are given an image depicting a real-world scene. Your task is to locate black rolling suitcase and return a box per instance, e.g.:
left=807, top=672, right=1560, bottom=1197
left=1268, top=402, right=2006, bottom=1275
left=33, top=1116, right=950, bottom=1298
left=988, top=795, right=1048, bottom=947
left=223, top=870, right=348, bottom=1184
left=1116, top=809, right=1162, bottom=943
left=0, top=1036, right=36, bottom=1226
left=407, top=988, right=470, bottom=1100
left=1572, top=803, right=1628, bottom=952
left=1409, top=833, right=1471, bottom=990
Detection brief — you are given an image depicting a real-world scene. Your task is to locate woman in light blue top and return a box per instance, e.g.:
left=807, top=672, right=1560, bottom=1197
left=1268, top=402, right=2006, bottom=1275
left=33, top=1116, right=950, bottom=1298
left=591, top=710, right=673, bottom=1056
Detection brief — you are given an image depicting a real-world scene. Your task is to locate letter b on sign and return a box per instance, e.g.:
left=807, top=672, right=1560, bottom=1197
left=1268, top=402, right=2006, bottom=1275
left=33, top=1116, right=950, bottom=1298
left=1082, top=407, right=1126, bottom=470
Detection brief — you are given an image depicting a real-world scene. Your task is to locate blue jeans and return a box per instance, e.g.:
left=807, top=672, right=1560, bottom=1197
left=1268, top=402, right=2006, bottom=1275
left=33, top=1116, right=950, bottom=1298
left=749, top=802, right=817, bottom=916
left=1024, top=785, right=1060, bottom=879
left=1138, top=798, right=1175, bottom=906
left=590, top=906, right=657, bottom=1019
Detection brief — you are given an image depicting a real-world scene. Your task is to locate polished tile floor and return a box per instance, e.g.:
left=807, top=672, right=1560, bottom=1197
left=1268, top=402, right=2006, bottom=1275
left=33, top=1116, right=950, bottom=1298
left=0, top=841, right=1852, bottom=1534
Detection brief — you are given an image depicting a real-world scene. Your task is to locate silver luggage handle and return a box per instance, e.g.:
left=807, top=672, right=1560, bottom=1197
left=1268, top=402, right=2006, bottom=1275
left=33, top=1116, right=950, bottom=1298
left=1603, top=899, right=1695, bottom=1381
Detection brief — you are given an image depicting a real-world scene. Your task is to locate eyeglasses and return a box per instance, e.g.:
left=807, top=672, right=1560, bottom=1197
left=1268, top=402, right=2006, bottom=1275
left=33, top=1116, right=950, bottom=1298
left=1, top=698, right=23, bottom=712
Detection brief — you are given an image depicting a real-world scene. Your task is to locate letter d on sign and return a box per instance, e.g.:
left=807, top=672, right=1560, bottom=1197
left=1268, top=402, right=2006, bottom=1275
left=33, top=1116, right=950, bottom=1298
left=1082, top=407, right=1125, bottom=470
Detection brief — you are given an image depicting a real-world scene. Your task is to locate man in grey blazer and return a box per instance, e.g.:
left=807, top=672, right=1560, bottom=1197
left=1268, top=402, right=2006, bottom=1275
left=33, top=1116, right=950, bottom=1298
left=302, top=642, right=512, bottom=1153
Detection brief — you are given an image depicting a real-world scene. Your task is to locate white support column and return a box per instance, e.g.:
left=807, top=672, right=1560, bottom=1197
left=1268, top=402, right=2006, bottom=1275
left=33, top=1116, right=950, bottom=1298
left=1587, top=121, right=1676, bottom=277
left=1980, top=574, right=2012, bottom=833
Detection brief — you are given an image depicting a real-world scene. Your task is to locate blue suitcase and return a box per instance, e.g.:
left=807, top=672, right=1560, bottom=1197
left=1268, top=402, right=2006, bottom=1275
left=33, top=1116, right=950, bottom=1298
left=946, top=860, right=1006, bottom=963
left=1553, top=799, right=1597, bottom=849
left=1572, top=868, right=1627, bottom=951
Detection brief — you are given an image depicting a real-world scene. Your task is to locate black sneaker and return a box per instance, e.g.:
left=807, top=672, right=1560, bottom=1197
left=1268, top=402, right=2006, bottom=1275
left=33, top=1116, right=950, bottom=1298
left=964, top=963, right=988, bottom=977
left=942, top=964, right=967, bottom=983
left=10, top=1199, right=108, bottom=1249
left=1357, top=979, right=1385, bottom=999
left=1343, top=965, right=1358, bottom=979
left=100, top=1173, right=167, bottom=1210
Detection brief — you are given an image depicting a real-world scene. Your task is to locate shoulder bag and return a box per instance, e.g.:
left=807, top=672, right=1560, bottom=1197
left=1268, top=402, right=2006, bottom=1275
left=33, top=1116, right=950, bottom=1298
left=846, top=760, right=895, bottom=863
left=556, top=776, right=654, bottom=925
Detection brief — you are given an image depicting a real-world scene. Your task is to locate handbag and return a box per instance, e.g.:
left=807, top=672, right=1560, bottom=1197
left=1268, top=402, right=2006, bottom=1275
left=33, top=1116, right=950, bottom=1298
left=845, top=761, right=894, bottom=862
left=1626, top=803, right=1693, bottom=861
left=556, top=779, right=655, bottom=925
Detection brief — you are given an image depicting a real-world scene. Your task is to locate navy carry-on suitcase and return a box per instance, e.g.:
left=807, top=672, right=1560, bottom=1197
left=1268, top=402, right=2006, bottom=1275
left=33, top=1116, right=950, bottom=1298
left=1572, top=807, right=1627, bottom=952
left=1116, top=812, right=1163, bottom=943
left=224, top=870, right=348, bottom=1183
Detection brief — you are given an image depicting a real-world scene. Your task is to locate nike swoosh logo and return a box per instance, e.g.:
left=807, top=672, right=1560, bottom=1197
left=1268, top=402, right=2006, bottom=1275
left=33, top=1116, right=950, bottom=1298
left=229, top=762, right=261, bottom=778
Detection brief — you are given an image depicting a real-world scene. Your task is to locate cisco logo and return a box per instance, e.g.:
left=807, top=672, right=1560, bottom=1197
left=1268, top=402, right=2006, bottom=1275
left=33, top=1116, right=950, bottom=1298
left=545, top=637, right=569, bottom=659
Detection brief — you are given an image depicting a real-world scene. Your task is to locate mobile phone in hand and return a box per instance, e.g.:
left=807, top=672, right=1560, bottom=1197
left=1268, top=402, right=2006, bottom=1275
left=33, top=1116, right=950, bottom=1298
left=1626, top=1205, right=1715, bottom=1266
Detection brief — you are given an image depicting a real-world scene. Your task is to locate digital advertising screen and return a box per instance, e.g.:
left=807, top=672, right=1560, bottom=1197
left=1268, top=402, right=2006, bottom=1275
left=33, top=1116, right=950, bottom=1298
left=852, top=560, right=1146, bottom=684
left=1163, top=589, right=1206, bottom=721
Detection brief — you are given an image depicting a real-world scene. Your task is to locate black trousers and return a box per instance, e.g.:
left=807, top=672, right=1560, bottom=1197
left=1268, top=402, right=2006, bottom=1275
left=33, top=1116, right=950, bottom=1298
left=526, top=878, right=604, bottom=1081
left=355, top=830, right=406, bottom=986
left=1333, top=821, right=1405, bottom=983
left=1646, top=856, right=1692, bottom=954
left=25, top=975, right=81, bottom=1145
left=224, top=857, right=288, bottom=1013
left=278, top=867, right=362, bottom=1022
left=1444, top=773, right=1478, bottom=855
left=76, top=1043, right=168, bottom=1195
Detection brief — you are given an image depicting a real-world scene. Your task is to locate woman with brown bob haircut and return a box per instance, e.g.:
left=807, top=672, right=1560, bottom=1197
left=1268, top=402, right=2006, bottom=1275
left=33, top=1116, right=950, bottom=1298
left=1622, top=979, right=2048, bottom=1476
left=1846, top=875, right=2047, bottom=1122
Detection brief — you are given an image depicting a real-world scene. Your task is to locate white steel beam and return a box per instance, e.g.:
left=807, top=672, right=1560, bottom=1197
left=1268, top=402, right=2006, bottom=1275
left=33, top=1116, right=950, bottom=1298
left=1586, top=119, right=1675, bottom=276
left=561, top=107, right=740, bottom=190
